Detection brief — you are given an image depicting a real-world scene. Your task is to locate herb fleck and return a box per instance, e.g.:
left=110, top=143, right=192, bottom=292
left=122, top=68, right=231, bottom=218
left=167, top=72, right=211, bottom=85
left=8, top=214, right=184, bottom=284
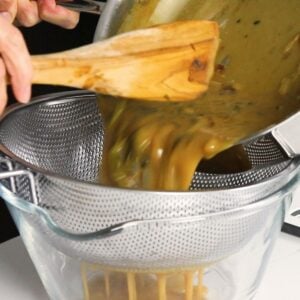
left=164, top=94, right=171, bottom=101
left=219, top=84, right=237, bottom=95
left=233, top=104, right=241, bottom=112
left=216, top=64, right=225, bottom=73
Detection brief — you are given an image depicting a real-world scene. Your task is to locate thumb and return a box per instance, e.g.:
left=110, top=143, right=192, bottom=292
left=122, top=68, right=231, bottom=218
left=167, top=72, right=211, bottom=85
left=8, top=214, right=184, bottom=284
left=0, top=0, right=17, bottom=22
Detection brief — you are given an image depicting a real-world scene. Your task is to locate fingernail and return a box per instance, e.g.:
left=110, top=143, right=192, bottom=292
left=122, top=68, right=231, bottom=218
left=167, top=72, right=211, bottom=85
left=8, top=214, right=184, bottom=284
left=0, top=12, right=13, bottom=22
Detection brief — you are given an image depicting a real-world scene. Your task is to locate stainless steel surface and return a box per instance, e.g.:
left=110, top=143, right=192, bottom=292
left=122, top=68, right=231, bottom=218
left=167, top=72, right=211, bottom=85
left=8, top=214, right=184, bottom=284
left=56, top=0, right=105, bottom=14
left=0, top=91, right=299, bottom=270
left=238, top=111, right=300, bottom=160
left=94, top=0, right=134, bottom=41
left=271, top=112, right=300, bottom=158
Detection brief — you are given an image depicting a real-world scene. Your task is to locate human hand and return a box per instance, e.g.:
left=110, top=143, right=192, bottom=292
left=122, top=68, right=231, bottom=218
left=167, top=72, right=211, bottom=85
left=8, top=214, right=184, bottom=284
left=0, top=15, right=32, bottom=113
left=0, top=0, right=80, bottom=114
left=0, top=0, right=80, bottom=29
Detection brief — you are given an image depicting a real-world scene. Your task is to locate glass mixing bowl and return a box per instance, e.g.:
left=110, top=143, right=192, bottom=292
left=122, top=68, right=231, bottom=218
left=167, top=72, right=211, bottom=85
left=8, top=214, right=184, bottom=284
left=0, top=173, right=296, bottom=300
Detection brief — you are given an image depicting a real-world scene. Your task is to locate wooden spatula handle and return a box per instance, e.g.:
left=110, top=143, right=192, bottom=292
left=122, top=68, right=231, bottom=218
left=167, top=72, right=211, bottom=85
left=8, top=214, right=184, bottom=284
left=31, top=56, right=97, bottom=90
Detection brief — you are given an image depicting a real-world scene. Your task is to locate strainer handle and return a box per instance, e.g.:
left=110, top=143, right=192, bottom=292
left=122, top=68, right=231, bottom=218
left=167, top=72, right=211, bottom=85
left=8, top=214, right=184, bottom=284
left=0, top=156, right=137, bottom=241
left=0, top=181, right=128, bottom=240
left=0, top=158, right=127, bottom=240
left=0, top=159, right=38, bottom=205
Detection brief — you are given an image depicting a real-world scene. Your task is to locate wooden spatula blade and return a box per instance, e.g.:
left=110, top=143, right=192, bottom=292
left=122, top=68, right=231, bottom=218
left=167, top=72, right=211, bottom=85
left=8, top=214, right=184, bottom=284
left=31, top=20, right=219, bottom=101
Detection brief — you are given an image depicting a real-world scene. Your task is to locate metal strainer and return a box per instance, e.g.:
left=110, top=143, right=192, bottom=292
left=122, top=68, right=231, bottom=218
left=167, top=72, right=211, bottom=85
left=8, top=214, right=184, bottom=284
left=0, top=91, right=299, bottom=270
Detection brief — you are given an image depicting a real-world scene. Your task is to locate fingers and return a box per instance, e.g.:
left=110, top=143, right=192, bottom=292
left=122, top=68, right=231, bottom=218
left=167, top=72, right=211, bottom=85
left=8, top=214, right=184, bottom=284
left=1, top=0, right=80, bottom=28
left=0, top=0, right=17, bottom=22
left=0, top=16, right=32, bottom=109
left=16, top=0, right=40, bottom=27
left=37, top=0, right=80, bottom=29
left=16, top=0, right=79, bottom=29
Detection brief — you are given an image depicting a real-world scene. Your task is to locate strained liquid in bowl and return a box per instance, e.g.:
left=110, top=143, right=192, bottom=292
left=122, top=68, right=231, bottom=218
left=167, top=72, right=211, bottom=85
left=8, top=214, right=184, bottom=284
left=88, top=0, right=300, bottom=298
left=82, top=264, right=207, bottom=300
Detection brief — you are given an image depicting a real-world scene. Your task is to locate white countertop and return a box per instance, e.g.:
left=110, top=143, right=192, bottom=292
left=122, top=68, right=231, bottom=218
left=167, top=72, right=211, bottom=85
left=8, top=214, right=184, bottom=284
left=0, top=233, right=299, bottom=300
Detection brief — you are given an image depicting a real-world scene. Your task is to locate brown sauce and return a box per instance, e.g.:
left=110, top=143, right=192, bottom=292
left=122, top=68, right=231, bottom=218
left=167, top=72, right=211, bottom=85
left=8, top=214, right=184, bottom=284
left=87, top=0, right=300, bottom=299
left=98, top=0, right=300, bottom=191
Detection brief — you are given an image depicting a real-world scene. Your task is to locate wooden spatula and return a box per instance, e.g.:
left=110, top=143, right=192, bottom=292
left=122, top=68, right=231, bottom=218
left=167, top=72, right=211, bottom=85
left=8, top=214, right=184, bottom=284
left=31, top=20, right=219, bottom=101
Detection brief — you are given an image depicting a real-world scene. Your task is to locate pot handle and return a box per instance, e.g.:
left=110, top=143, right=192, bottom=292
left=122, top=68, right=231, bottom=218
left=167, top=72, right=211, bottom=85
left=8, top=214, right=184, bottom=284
left=56, top=0, right=105, bottom=14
